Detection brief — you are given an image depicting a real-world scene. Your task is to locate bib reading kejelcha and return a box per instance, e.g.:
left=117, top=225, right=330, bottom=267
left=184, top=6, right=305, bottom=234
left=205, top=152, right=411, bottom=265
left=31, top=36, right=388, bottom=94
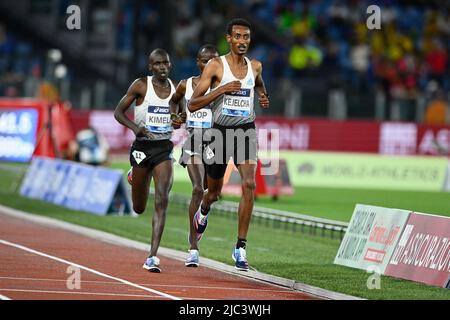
left=222, top=88, right=252, bottom=117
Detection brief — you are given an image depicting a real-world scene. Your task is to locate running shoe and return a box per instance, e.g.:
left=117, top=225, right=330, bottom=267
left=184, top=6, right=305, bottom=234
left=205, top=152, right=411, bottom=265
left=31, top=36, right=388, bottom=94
left=193, top=203, right=208, bottom=235
left=185, top=249, right=200, bottom=267
left=127, top=168, right=133, bottom=185
left=142, top=256, right=161, bottom=273
left=232, top=247, right=249, bottom=271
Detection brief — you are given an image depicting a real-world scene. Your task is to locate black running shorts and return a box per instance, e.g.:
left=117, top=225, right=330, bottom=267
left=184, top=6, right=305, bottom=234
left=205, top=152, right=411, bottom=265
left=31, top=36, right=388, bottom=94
left=129, top=139, right=174, bottom=169
left=178, top=129, right=207, bottom=168
left=203, top=122, right=257, bottom=180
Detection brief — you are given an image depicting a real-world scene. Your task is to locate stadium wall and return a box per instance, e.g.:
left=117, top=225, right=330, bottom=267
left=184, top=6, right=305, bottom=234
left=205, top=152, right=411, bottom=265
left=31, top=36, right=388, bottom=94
left=68, top=110, right=450, bottom=157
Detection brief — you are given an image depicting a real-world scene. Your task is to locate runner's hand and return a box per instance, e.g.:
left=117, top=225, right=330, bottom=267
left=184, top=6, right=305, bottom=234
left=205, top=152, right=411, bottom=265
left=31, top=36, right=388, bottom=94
left=179, top=112, right=187, bottom=123
left=259, top=93, right=270, bottom=108
left=171, top=113, right=184, bottom=129
left=222, top=81, right=242, bottom=94
left=134, top=126, right=152, bottom=139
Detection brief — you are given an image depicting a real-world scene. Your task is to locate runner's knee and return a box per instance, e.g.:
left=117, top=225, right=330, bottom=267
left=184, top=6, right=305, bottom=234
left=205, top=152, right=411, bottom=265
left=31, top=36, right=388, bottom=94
left=242, top=179, right=256, bottom=191
left=155, top=193, right=169, bottom=210
left=207, top=189, right=221, bottom=203
left=192, top=185, right=204, bottom=200
left=133, top=204, right=146, bottom=215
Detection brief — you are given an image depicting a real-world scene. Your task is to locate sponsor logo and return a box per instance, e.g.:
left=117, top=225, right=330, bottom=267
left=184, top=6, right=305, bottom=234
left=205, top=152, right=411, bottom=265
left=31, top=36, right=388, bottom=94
left=148, top=106, right=169, bottom=114
left=364, top=249, right=386, bottom=263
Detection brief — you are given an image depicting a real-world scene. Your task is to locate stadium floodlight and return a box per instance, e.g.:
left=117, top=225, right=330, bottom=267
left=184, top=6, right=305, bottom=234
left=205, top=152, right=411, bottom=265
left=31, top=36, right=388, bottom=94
left=55, top=64, right=68, bottom=79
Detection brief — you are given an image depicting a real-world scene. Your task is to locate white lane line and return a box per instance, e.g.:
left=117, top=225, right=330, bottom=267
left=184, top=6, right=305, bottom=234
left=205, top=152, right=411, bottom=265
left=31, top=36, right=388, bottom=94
left=0, top=239, right=181, bottom=300
left=0, top=276, right=299, bottom=293
left=0, top=294, right=12, bottom=300
left=0, top=288, right=162, bottom=299
left=0, top=289, right=210, bottom=300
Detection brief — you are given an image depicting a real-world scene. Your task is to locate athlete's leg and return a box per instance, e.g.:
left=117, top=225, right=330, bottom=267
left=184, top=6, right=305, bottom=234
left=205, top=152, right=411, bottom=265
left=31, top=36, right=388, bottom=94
left=236, top=161, right=257, bottom=239
left=149, top=160, right=173, bottom=257
left=202, top=174, right=223, bottom=210
left=186, top=157, right=206, bottom=249
left=131, top=166, right=152, bottom=214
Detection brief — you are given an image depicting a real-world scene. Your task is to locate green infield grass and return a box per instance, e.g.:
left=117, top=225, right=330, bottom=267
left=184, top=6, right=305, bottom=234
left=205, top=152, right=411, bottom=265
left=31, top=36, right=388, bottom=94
left=0, top=161, right=449, bottom=300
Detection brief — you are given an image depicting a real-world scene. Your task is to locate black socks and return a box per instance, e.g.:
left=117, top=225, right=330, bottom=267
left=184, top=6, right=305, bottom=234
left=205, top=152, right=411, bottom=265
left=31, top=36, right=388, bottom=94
left=200, top=205, right=210, bottom=216
left=236, top=238, right=247, bottom=249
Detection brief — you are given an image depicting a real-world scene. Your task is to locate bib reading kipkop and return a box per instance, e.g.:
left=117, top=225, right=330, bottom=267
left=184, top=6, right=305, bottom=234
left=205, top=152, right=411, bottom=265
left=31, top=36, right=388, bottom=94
left=187, top=108, right=213, bottom=128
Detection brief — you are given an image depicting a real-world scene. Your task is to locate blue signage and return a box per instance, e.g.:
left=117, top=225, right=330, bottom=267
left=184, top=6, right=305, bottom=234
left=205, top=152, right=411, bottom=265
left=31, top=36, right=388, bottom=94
left=20, top=157, right=132, bottom=216
left=0, top=109, right=38, bottom=162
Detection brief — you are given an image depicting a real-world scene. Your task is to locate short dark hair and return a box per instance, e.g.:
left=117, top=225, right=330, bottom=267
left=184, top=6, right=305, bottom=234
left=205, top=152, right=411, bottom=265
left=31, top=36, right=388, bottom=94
left=197, top=44, right=218, bottom=58
left=226, top=18, right=251, bottom=35
left=149, top=48, right=169, bottom=60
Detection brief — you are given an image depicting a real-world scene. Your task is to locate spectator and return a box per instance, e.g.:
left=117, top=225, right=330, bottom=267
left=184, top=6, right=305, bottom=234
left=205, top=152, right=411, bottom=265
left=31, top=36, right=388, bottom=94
left=66, top=127, right=110, bottom=166
left=425, top=38, right=448, bottom=90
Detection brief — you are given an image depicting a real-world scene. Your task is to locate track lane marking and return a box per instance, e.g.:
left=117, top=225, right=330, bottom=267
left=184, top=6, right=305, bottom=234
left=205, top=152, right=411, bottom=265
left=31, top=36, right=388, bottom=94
left=0, top=289, right=210, bottom=300
left=0, top=276, right=299, bottom=293
left=0, top=294, right=11, bottom=300
left=0, top=288, right=162, bottom=299
left=0, top=239, right=181, bottom=300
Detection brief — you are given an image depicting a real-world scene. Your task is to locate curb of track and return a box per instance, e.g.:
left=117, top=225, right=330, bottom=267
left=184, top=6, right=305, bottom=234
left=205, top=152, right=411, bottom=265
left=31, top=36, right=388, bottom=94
left=0, top=204, right=364, bottom=300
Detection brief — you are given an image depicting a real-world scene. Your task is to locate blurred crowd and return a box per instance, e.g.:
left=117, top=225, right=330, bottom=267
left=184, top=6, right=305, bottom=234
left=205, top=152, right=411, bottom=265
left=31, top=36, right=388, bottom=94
left=239, top=0, right=449, bottom=97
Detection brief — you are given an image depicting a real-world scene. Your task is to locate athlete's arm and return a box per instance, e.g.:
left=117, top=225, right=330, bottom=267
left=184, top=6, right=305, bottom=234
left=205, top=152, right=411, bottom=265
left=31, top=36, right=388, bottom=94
left=253, top=60, right=270, bottom=109
left=189, top=59, right=241, bottom=112
left=170, top=79, right=187, bottom=106
left=169, top=79, right=187, bottom=128
left=114, top=78, right=151, bottom=138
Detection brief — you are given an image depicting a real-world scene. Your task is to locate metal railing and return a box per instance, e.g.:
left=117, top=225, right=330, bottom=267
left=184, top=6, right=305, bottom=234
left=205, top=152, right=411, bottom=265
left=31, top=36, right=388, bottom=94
left=167, top=192, right=348, bottom=240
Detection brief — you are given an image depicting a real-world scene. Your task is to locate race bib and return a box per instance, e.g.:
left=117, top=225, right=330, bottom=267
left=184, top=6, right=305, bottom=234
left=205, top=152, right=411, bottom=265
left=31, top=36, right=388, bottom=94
left=222, top=88, right=252, bottom=117
left=186, top=108, right=212, bottom=129
left=146, top=106, right=171, bottom=133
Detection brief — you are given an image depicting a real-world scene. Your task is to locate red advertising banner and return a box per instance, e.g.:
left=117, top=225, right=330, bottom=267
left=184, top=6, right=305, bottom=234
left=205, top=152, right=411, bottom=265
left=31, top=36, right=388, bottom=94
left=255, top=117, right=380, bottom=153
left=67, top=110, right=450, bottom=156
left=385, top=213, right=450, bottom=288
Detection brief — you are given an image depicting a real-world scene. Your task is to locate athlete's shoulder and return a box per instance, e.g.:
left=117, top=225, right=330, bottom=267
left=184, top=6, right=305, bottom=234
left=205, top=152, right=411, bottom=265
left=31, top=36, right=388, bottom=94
left=175, top=78, right=188, bottom=92
left=128, top=77, right=147, bottom=94
left=207, top=56, right=223, bottom=69
left=179, top=78, right=188, bottom=86
left=249, top=58, right=262, bottom=69
left=169, top=78, right=179, bottom=88
left=132, top=77, right=148, bottom=85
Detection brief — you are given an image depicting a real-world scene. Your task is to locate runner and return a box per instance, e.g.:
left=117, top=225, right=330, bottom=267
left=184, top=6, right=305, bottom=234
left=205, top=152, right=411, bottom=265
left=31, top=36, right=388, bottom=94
left=189, top=18, right=270, bottom=271
left=169, top=44, right=219, bottom=267
left=114, top=48, right=177, bottom=273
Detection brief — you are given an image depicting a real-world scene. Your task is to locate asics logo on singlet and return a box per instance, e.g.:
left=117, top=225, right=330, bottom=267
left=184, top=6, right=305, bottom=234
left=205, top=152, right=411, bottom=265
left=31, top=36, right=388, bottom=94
left=152, top=107, right=169, bottom=113
left=229, top=89, right=250, bottom=97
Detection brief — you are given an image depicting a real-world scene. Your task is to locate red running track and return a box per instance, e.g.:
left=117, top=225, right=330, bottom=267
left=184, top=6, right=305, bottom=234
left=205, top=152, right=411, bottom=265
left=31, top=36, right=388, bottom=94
left=0, top=212, right=319, bottom=300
